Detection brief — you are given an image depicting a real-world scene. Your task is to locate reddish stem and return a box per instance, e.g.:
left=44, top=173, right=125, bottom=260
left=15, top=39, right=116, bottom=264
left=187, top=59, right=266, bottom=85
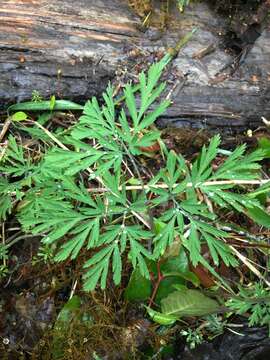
left=148, top=260, right=164, bottom=307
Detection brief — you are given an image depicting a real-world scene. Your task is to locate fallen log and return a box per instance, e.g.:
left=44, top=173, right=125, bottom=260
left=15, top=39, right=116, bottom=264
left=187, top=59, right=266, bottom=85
left=0, top=0, right=270, bottom=133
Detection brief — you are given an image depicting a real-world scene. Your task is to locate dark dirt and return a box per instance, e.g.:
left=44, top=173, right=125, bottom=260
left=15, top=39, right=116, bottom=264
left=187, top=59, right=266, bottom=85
left=180, top=322, right=270, bottom=360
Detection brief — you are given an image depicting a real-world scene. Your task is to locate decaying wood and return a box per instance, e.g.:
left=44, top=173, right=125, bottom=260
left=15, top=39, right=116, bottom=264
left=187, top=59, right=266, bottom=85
left=0, top=0, right=270, bottom=133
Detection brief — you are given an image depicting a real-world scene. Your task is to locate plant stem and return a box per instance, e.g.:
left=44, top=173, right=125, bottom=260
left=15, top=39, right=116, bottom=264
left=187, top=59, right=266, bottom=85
left=148, top=260, right=164, bottom=307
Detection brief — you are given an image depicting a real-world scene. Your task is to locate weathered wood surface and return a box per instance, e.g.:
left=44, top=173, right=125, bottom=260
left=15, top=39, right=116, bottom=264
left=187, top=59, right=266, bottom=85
left=0, top=0, right=270, bottom=132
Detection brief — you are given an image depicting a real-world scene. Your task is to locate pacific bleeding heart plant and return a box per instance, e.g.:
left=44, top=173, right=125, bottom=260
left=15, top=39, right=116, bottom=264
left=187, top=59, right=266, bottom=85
left=1, top=53, right=270, bottom=296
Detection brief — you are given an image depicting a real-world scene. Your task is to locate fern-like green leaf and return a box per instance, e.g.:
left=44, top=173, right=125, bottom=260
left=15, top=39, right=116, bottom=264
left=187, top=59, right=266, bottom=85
left=191, top=135, right=220, bottom=184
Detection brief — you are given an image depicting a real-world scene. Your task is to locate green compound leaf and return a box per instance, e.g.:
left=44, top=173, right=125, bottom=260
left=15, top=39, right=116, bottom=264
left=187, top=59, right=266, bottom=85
left=246, top=205, right=270, bottom=229
left=3, top=52, right=269, bottom=294
left=83, top=245, right=115, bottom=291
left=191, top=135, right=220, bottom=184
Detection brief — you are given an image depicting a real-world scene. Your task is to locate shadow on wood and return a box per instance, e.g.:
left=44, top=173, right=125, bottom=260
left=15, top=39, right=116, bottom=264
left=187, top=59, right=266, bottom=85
left=0, top=0, right=270, bottom=133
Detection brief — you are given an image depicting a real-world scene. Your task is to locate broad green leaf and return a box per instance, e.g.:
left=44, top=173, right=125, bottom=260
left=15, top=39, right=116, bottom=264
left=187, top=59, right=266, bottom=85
left=52, top=295, right=88, bottom=359
left=11, top=111, right=28, bottom=121
left=161, top=248, right=189, bottom=274
left=50, top=95, right=56, bottom=110
left=125, top=267, right=152, bottom=301
left=161, top=289, right=220, bottom=317
left=173, top=284, right=188, bottom=291
left=175, top=271, right=200, bottom=286
left=55, top=295, right=81, bottom=326
left=160, top=249, right=200, bottom=287
left=9, top=100, right=83, bottom=112
left=155, top=276, right=185, bottom=304
left=146, top=307, right=178, bottom=325
left=258, top=137, right=270, bottom=158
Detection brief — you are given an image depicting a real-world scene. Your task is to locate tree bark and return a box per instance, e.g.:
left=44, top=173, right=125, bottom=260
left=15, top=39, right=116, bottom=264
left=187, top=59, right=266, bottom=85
left=0, top=0, right=270, bottom=133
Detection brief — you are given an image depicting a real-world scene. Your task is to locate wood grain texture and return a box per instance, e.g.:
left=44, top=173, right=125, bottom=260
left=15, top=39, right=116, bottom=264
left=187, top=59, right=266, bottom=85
left=0, top=0, right=270, bottom=132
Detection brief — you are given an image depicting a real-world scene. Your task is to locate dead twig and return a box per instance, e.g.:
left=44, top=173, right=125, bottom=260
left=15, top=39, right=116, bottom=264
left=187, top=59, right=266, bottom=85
left=229, top=245, right=270, bottom=287
left=0, top=118, right=11, bottom=142
left=86, top=179, right=270, bottom=193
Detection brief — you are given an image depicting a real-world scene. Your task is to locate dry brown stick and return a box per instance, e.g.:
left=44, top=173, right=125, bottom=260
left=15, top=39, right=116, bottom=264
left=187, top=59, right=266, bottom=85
left=0, top=118, right=11, bottom=142
left=87, top=179, right=270, bottom=193
left=229, top=245, right=270, bottom=287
